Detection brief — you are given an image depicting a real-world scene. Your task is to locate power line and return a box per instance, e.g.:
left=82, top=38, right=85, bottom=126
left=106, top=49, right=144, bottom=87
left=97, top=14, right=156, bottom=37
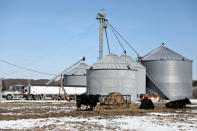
left=0, top=58, right=57, bottom=76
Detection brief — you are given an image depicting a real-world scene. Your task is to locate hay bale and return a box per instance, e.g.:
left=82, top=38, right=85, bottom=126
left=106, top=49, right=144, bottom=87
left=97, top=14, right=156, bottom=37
left=101, top=92, right=127, bottom=109
left=104, top=92, right=125, bottom=105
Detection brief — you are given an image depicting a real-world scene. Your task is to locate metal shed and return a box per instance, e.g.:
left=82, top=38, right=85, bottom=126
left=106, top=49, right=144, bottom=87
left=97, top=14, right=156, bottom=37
left=120, top=54, right=146, bottom=96
left=87, top=53, right=138, bottom=101
left=63, top=63, right=90, bottom=87
left=142, top=43, right=193, bottom=99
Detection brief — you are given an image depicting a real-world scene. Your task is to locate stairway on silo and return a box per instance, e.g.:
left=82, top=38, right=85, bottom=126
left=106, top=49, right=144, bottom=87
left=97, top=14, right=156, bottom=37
left=146, top=72, right=169, bottom=100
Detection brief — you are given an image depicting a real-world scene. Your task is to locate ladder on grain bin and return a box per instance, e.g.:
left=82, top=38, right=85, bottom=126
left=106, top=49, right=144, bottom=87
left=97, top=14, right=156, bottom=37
left=146, top=72, right=169, bottom=100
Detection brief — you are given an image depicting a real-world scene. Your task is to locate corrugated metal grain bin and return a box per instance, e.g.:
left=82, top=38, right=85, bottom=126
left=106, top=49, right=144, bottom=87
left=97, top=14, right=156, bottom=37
left=142, top=44, right=193, bottom=99
left=120, top=54, right=146, bottom=96
left=63, top=63, right=90, bottom=86
left=87, top=53, right=138, bottom=101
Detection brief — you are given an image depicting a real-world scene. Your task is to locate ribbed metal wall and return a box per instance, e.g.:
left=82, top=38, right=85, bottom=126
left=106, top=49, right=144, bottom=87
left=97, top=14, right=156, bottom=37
left=193, top=86, right=197, bottom=98
left=63, top=63, right=89, bottom=86
left=142, top=44, right=193, bottom=99
left=63, top=75, right=87, bottom=86
left=87, top=53, right=139, bottom=101
left=120, top=55, right=146, bottom=96
left=87, top=70, right=137, bottom=101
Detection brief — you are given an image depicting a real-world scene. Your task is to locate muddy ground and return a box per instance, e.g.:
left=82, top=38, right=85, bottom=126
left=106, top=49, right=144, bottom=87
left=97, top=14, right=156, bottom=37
left=0, top=101, right=197, bottom=121
left=0, top=100, right=197, bottom=130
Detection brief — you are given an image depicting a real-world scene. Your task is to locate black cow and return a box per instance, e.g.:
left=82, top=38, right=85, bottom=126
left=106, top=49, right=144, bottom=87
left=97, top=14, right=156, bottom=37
left=165, top=98, right=191, bottom=108
left=76, top=94, right=100, bottom=111
left=139, top=98, right=154, bottom=110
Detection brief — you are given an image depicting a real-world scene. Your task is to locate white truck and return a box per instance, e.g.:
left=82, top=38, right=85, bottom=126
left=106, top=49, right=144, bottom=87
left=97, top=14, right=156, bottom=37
left=2, top=85, right=86, bottom=100
left=2, top=56, right=87, bottom=100
left=2, top=85, right=26, bottom=100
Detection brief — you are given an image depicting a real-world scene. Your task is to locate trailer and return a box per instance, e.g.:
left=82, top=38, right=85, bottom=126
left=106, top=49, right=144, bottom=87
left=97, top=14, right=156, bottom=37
left=2, top=57, right=87, bottom=101
left=24, top=85, right=87, bottom=100
left=2, top=85, right=86, bottom=100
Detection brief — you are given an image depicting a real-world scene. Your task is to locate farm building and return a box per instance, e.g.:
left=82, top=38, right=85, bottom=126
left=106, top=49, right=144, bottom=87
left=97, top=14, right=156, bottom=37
left=141, top=43, right=193, bottom=99
left=120, top=54, right=146, bottom=96
left=63, top=62, right=90, bottom=87
left=87, top=53, right=146, bottom=101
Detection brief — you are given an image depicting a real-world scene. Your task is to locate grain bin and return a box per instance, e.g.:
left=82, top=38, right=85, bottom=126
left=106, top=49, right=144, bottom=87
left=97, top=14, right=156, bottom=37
left=87, top=53, right=138, bottom=101
left=63, top=63, right=90, bottom=86
left=120, top=54, right=146, bottom=96
left=142, top=43, right=193, bottom=99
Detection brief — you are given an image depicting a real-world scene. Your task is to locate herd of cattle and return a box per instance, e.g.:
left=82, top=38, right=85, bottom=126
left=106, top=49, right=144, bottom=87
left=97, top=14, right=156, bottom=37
left=139, top=97, right=191, bottom=109
left=76, top=94, right=192, bottom=110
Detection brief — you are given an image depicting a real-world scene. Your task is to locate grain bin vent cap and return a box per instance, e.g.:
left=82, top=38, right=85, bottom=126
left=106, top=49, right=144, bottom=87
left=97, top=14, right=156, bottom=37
left=142, top=44, right=192, bottom=61
left=91, top=53, right=136, bottom=70
left=66, top=62, right=90, bottom=75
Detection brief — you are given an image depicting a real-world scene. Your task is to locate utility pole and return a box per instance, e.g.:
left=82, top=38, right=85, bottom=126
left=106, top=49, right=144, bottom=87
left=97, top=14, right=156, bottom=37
left=0, top=78, right=2, bottom=103
left=96, top=9, right=107, bottom=60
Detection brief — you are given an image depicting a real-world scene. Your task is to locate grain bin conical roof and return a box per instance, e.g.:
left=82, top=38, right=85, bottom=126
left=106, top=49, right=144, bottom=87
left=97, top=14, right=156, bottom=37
left=142, top=44, right=192, bottom=61
left=120, top=54, right=145, bottom=69
left=66, top=62, right=89, bottom=75
left=91, top=53, right=129, bottom=69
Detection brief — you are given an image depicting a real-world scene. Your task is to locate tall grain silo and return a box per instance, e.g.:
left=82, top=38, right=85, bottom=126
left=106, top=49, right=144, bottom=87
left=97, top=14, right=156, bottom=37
left=87, top=53, right=138, bottom=101
left=142, top=43, right=193, bottom=99
left=63, top=63, right=90, bottom=87
left=120, top=54, right=146, bottom=96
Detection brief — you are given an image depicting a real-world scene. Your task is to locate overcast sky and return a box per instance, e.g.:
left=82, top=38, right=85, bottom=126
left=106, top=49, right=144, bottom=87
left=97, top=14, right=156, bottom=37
left=0, top=0, right=196, bottom=80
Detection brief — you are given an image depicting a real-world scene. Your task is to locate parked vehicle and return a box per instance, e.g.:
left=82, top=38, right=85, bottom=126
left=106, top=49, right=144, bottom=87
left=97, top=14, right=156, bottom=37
left=2, top=85, right=86, bottom=100
left=2, top=56, right=87, bottom=101
left=2, top=85, right=26, bottom=100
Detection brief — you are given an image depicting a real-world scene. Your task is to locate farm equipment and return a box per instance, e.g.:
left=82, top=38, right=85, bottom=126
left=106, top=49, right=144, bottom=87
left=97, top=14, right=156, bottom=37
left=45, top=56, right=85, bottom=102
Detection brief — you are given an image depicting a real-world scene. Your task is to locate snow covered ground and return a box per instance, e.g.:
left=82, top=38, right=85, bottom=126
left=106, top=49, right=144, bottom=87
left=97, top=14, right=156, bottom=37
left=0, top=112, right=197, bottom=131
left=0, top=99, right=197, bottom=130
